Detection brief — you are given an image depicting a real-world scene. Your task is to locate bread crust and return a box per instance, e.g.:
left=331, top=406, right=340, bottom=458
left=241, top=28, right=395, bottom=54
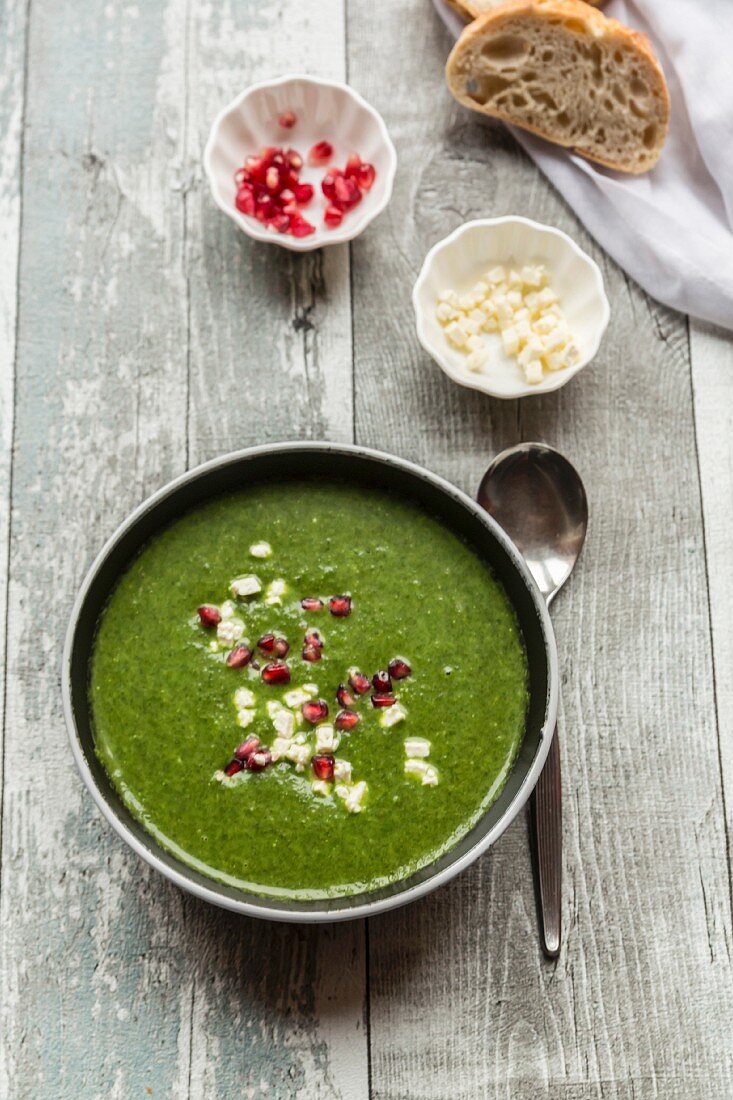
left=446, top=0, right=602, bottom=18
left=445, top=0, right=670, bottom=173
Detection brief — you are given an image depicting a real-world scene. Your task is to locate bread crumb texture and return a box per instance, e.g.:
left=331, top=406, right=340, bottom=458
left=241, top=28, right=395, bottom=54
left=446, top=0, right=669, bottom=173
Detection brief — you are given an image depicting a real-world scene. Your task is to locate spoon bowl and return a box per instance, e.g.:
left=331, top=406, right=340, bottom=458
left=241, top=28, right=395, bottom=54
left=477, top=443, right=588, bottom=605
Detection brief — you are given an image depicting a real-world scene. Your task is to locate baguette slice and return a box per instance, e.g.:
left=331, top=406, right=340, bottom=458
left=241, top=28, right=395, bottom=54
left=446, top=0, right=669, bottom=173
left=445, top=0, right=602, bottom=19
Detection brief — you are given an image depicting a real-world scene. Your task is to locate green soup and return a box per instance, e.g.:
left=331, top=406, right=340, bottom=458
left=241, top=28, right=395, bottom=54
left=90, top=482, right=528, bottom=899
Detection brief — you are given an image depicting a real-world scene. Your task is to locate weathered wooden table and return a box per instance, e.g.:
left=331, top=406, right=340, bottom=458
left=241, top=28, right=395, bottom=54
left=2, top=1, right=732, bottom=1096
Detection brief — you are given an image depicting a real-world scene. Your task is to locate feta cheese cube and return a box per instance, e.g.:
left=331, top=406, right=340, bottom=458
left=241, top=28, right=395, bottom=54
left=311, top=779, right=332, bottom=797
left=524, top=291, right=540, bottom=313
left=217, top=617, right=245, bottom=645
left=344, top=781, right=368, bottom=813
left=545, top=351, right=564, bottom=372
left=464, top=318, right=481, bottom=336
left=501, top=326, right=520, bottom=356
left=237, top=709, right=255, bottom=729
left=249, top=541, right=272, bottom=559
left=514, top=319, right=531, bottom=344
left=524, top=360, right=544, bottom=384
left=466, top=351, right=488, bottom=373
left=422, top=765, right=439, bottom=787
left=284, top=687, right=314, bottom=708
left=458, top=294, right=475, bottom=311
left=513, top=307, right=530, bottom=324
left=380, top=703, right=407, bottom=728
left=438, top=289, right=459, bottom=306
left=467, top=335, right=484, bottom=353
left=230, top=574, right=261, bottom=598
left=272, top=709, right=296, bottom=740
left=506, top=289, right=523, bottom=310
left=219, top=600, right=236, bottom=620
left=471, top=281, right=489, bottom=300
left=445, top=321, right=469, bottom=348
left=560, top=343, right=580, bottom=367
left=493, top=296, right=514, bottom=325
left=486, top=265, right=506, bottom=285
left=468, top=308, right=485, bottom=328
left=286, top=742, right=312, bottom=771
left=544, top=326, right=568, bottom=353
left=520, top=265, right=546, bottom=288
left=436, top=302, right=457, bottom=324
left=532, top=314, right=557, bottom=335
left=482, top=313, right=499, bottom=333
left=303, top=683, right=319, bottom=696
left=235, top=687, right=256, bottom=709
left=507, top=269, right=522, bottom=287
left=404, top=758, right=439, bottom=785
left=272, top=736, right=293, bottom=756
left=404, top=737, right=430, bottom=757
left=333, top=759, right=353, bottom=783
left=537, top=286, right=558, bottom=309
left=315, top=724, right=339, bottom=753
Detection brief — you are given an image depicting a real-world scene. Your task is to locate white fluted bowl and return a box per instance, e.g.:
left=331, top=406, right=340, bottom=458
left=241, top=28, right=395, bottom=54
left=413, top=217, right=610, bottom=399
left=204, top=74, right=397, bottom=252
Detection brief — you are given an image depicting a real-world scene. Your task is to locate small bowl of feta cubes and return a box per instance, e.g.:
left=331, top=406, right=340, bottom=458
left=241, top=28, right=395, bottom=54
left=413, top=217, right=610, bottom=399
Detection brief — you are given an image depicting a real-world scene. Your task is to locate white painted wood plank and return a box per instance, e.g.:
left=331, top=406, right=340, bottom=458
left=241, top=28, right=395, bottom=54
left=348, top=3, right=733, bottom=1096
left=0, top=1, right=28, bottom=1096
left=179, top=1, right=366, bottom=1097
left=0, top=0, right=367, bottom=1097
left=690, top=317, right=733, bottom=870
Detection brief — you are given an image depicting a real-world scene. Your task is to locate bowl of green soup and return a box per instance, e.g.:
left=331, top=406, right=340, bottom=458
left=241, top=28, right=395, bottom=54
left=63, top=443, right=558, bottom=921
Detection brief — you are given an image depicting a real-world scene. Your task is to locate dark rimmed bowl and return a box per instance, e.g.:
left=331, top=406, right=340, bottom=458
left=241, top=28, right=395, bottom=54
left=63, top=443, right=558, bottom=922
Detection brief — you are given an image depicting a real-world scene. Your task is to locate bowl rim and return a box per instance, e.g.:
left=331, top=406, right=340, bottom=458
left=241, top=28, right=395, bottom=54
left=62, top=441, right=559, bottom=922
left=412, top=215, right=611, bottom=400
left=203, top=73, right=398, bottom=253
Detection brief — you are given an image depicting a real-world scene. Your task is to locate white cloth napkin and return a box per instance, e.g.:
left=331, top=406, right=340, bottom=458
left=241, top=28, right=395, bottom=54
left=434, top=0, right=733, bottom=331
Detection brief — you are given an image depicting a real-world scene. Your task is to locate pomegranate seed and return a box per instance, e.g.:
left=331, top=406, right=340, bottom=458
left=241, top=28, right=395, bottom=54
left=312, top=754, right=335, bottom=781
left=349, top=670, right=371, bottom=695
left=302, top=644, right=322, bottom=662
left=235, top=186, right=256, bottom=216
left=246, top=749, right=272, bottom=771
left=294, top=182, right=314, bottom=205
left=285, top=148, right=303, bottom=170
left=227, top=645, right=253, bottom=669
left=290, top=216, right=316, bottom=238
left=304, top=630, right=323, bottom=650
left=261, top=661, right=291, bottom=685
left=278, top=111, right=297, bottom=129
left=335, top=709, right=360, bottom=731
left=258, top=633, right=276, bottom=653
left=372, top=670, right=391, bottom=692
left=344, top=153, right=362, bottom=179
left=302, top=699, right=329, bottom=724
left=224, top=759, right=244, bottom=777
left=266, top=166, right=280, bottom=191
left=197, top=605, right=221, bottom=628
left=357, top=162, right=376, bottom=190
left=301, top=597, right=324, bottom=611
left=389, top=657, right=412, bottom=680
left=321, top=169, right=340, bottom=201
left=273, top=637, right=290, bottom=657
left=333, top=175, right=361, bottom=210
left=372, top=692, right=396, bottom=708
left=324, top=204, right=343, bottom=229
left=271, top=215, right=292, bottom=234
left=308, top=140, right=334, bottom=166
left=336, top=683, right=355, bottom=708
left=280, top=188, right=296, bottom=204
left=329, top=595, right=352, bottom=617
left=234, top=736, right=260, bottom=760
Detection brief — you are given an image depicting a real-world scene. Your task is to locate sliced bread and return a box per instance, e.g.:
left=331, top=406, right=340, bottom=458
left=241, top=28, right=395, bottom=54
left=445, top=0, right=669, bottom=173
left=445, top=0, right=602, bottom=20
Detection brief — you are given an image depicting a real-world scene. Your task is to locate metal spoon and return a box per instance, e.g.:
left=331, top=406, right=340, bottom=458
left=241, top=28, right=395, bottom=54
left=477, top=443, right=588, bottom=958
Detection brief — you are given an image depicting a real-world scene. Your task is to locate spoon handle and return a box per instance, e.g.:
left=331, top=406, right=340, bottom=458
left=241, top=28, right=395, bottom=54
left=530, top=724, right=561, bottom=958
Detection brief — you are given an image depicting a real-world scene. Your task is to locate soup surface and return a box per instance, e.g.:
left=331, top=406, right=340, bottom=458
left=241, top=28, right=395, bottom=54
left=90, top=482, right=528, bottom=898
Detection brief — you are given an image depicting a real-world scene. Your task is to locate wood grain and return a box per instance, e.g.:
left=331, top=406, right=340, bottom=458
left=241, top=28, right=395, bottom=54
left=0, top=0, right=366, bottom=1097
left=348, top=3, right=733, bottom=1097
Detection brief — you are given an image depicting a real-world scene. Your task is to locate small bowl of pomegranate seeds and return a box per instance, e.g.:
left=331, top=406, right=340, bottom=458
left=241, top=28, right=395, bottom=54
left=204, top=74, right=397, bottom=251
